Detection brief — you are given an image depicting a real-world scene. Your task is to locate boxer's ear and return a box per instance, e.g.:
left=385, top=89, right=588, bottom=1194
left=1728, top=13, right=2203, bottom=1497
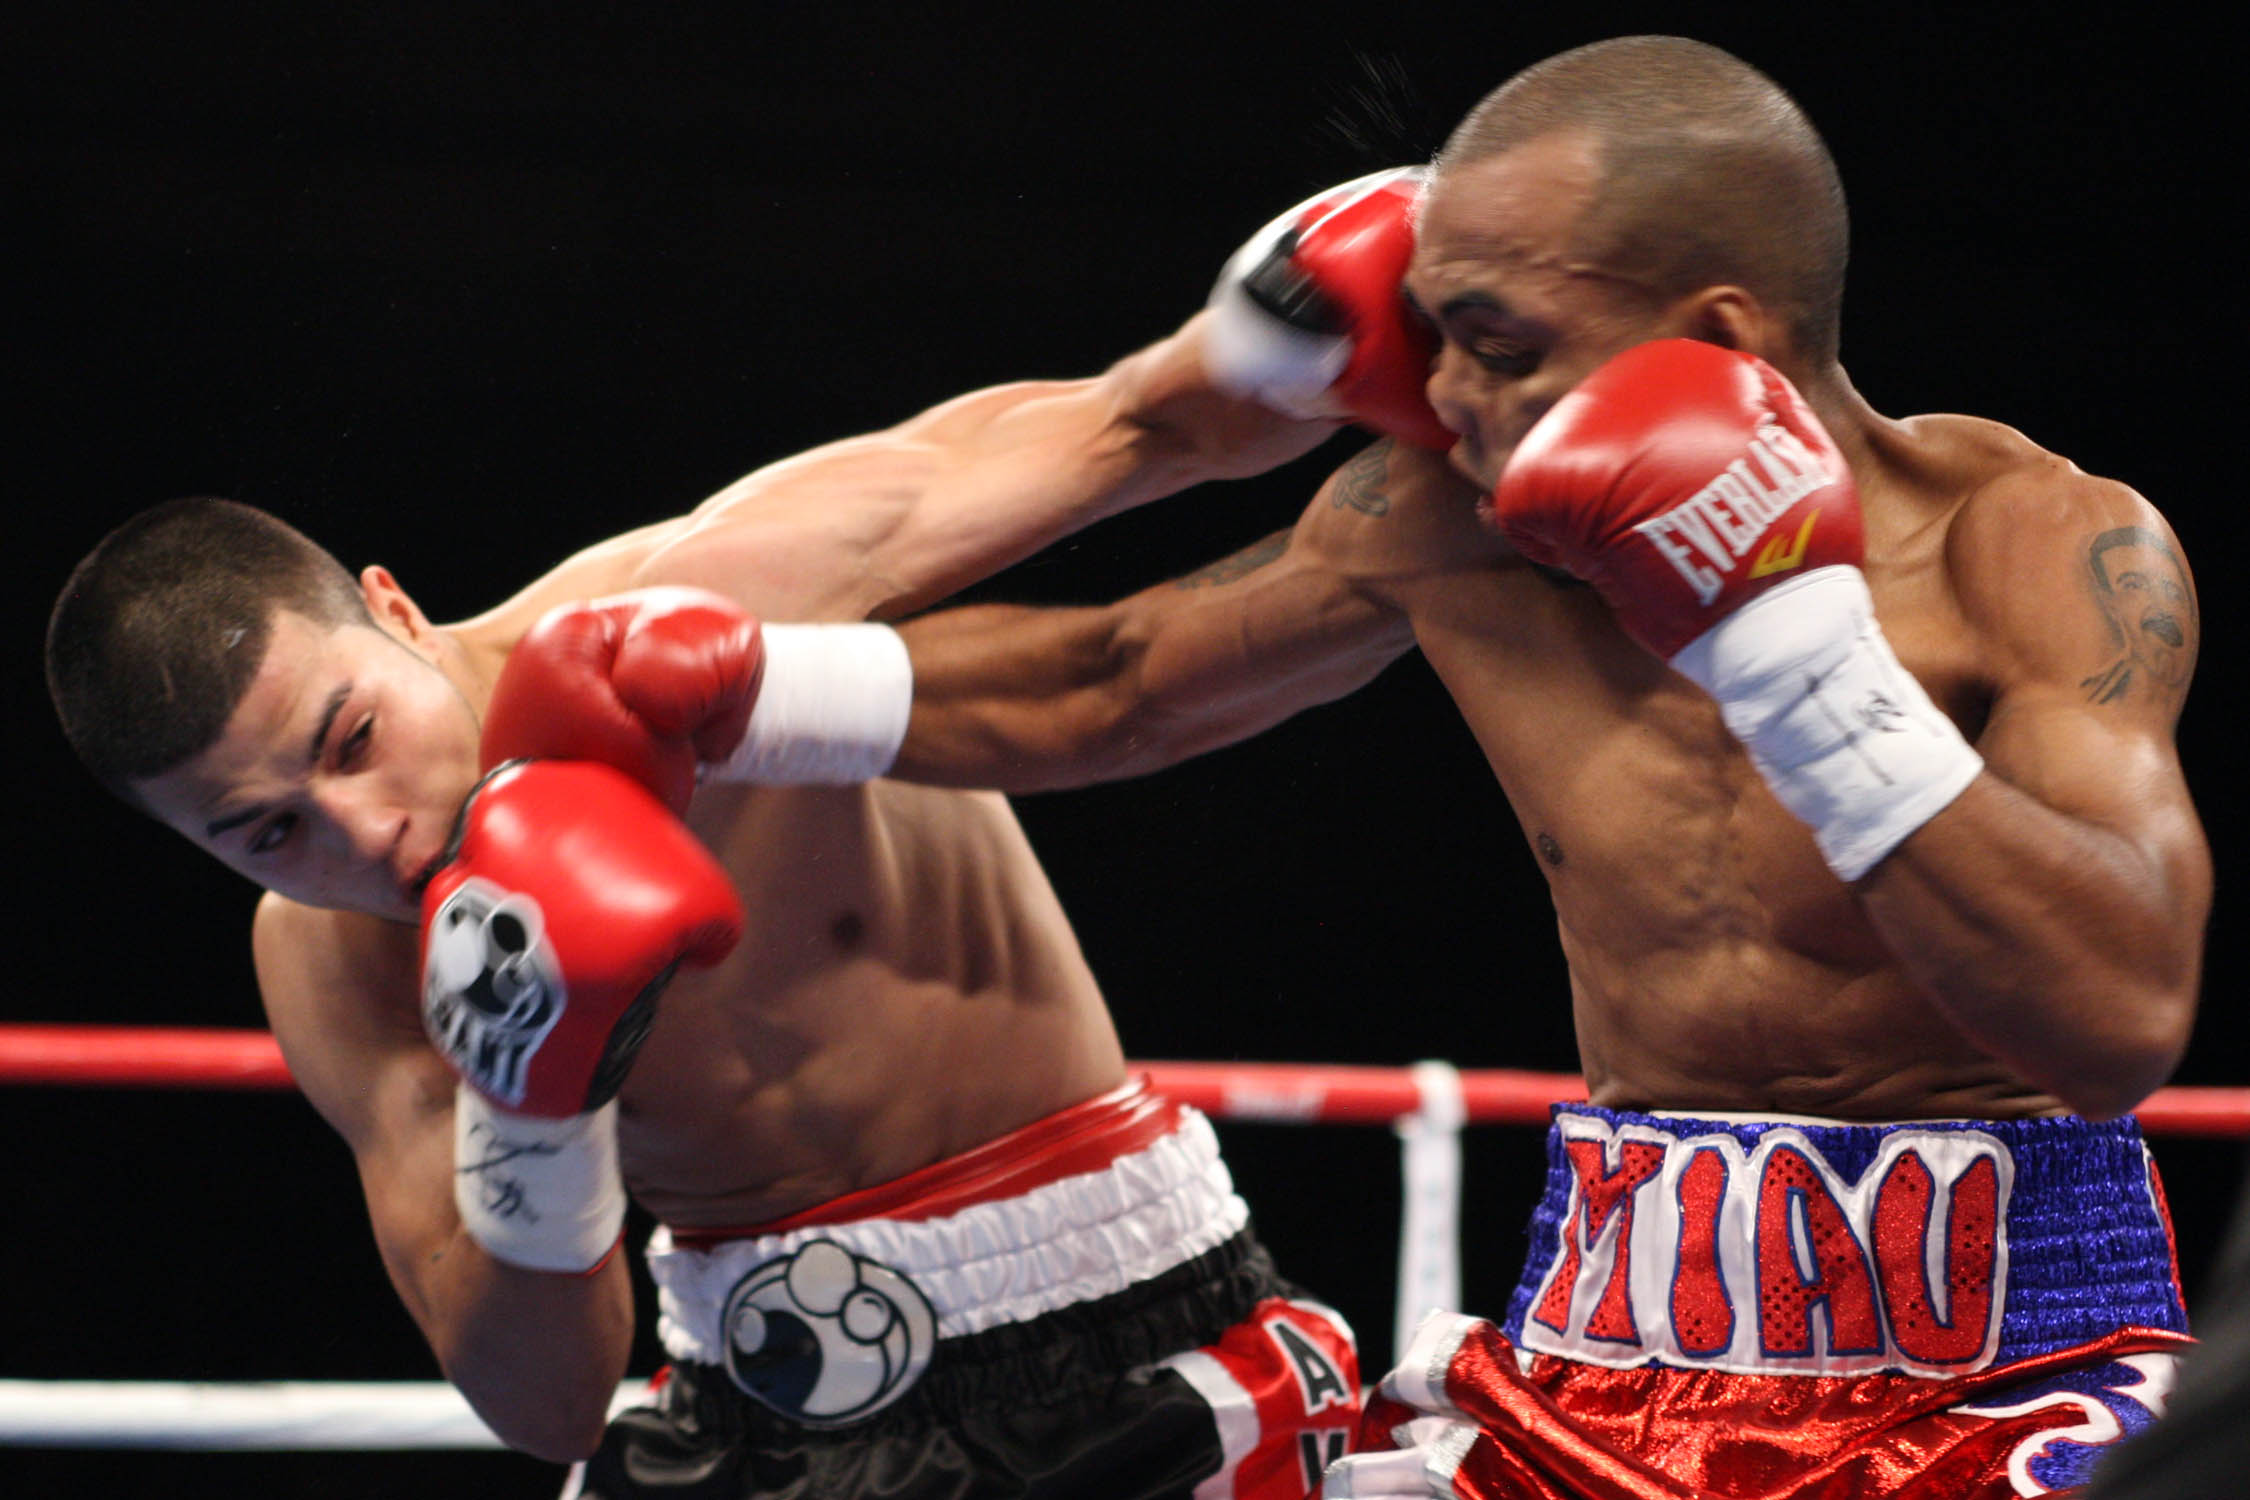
left=360, top=565, right=440, bottom=649
left=1657, top=286, right=1770, bottom=358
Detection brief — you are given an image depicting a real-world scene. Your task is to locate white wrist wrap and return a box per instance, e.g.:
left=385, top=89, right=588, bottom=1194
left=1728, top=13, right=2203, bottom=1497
left=1203, top=272, right=1350, bottom=418
left=1670, top=566, right=1983, bottom=882
left=453, top=1086, right=626, bottom=1274
left=705, top=623, right=912, bottom=785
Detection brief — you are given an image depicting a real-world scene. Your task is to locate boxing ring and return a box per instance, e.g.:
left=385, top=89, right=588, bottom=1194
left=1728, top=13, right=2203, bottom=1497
left=5, top=1021, right=2247, bottom=1452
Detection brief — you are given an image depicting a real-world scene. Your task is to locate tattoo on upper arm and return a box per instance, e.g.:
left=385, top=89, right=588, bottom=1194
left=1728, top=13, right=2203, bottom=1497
left=2079, top=526, right=2196, bottom=704
left=1174, top=530, right=1289, bottom=590
left=1169, top=440, right=1393, bottom=592
left=1327, top=442, right=1394, bottom=516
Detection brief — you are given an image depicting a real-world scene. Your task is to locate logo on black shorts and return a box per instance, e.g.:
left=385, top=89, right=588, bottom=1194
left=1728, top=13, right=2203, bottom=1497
left=720, top=1239, right=938, bottom=1426
left=422, top=876, right=563, bottom=1107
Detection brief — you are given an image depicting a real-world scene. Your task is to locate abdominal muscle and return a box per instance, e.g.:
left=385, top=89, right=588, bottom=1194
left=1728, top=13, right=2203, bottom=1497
left=1417, top=565, right=2056, bottom=1125
left=1562, top=925, right=2061, bottom=1123
left=613, top=778, right=1128, bottom=1229
left=1521, top=706, right=2037, bottom=1120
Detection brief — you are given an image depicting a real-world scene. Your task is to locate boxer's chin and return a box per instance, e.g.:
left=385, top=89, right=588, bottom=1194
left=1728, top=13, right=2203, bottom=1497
left=1447, top=439, right=1498, bottom=494
left=348, top=882, right=424, bottom=926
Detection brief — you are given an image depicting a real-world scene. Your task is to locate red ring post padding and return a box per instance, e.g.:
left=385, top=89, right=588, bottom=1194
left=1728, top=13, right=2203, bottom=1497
left=2, top=1024, right=2246, bottom=1136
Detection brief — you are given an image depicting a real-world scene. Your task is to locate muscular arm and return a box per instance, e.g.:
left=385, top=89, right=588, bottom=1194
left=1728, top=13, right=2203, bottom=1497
left=621, top=312, right=1341, bottom=622
left=1860, top=471, right=2209, bottom=1118
left=893, top=442, right=1432, bottom=791
left=254, top=899, right=633, bottom=1462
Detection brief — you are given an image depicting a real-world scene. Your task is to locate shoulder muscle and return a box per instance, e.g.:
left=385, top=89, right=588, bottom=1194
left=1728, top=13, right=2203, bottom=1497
left=253, top=894, right=449, bottom=1154
left=1947, top=457, right=2197, bottom=722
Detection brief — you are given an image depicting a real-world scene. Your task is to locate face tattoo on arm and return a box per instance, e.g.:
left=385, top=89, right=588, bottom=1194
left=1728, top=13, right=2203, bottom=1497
left=2079, top=526, right=2197, bottom=705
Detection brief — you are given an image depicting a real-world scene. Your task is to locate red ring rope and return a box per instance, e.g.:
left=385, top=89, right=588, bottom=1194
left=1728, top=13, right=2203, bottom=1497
left=3, top=1024, right=2244, bottom=1135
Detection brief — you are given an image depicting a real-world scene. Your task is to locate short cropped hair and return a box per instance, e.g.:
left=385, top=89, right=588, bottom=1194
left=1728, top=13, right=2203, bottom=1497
left=1437, top=36, right=1849, bottom=363
left=46, top=497, right=371, bottom=806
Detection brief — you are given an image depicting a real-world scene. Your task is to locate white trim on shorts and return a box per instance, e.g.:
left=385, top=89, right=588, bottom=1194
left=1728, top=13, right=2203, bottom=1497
left=647, top=1108, right=1250, bottom=1366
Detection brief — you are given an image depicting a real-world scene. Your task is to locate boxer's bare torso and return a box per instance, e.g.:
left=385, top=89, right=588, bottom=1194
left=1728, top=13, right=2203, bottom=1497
left=1395, top=133, right=2203, bottom=1123
left=1367, top=426, right=2134, bottom=1121
left=139, top=326, right=1340, bottom=1235
left=257, top=764, right=1125, bottom=1231
left=894, top=124, right=2201, bottom=1129
left=117, top=330, right=1339, bottom=1455
left=228, top=477, right=1139, bottom=1232
left=900, top=409, right=2204, bottom=1125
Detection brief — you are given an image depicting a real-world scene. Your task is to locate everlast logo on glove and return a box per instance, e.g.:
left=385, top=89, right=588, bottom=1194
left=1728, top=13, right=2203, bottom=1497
left=1490, top=339, right=1870, bottom=663
left=1631, top=420, right=1836, bottom=605
left=423, top=875, right=566, bottom=1109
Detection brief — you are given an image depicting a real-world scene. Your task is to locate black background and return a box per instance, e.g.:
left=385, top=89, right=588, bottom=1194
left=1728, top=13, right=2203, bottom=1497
left=3, top=4, right=2238, bottom=1494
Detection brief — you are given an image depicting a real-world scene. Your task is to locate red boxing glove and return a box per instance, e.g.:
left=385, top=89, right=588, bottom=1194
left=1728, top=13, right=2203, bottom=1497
left=1204, top=167, right=1454, bottom=450
left=482, top=588, right=766, bottom=815
left=1492, top=339, right=1982, bottom=882
left=1488, top=339, right=1863, bottom=660
left=420, top=759, right=745, bottom=1117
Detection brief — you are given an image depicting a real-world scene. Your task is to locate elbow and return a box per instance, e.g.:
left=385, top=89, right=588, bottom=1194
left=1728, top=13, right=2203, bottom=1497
left=518, top=1429, right=610, bottom=1467
left=2051, top=980, right=2198, bottom=1121
left=2060, top=1067, right=2186, bottom=1127
left=2061, top=1074, right=2166, bottom=1124
left=438, top=1331, right=622, bottom=1463
left=528, top=1420, right=613, bottom=1468
left=467, top=1382, right=615, bottom=1464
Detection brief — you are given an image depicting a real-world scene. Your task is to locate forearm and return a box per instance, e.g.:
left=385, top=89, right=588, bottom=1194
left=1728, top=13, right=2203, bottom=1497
left=895, top=602, right=1150, bottom=791
left=896, top=575, right=1413, bottom=793
left=360, top=1081, right=642, bottom=1460
left=390, top=1221, right=636, bottom=1461
left=1660, top=553, right=2204, bottom=1119
left=1859, top=773, right=2205, bottom=1118
left=1102, top=312, right=1345, bottom=491
left=645, top=316, right=1336, bottom=625
left=863, top=320, right=1336, bottom=617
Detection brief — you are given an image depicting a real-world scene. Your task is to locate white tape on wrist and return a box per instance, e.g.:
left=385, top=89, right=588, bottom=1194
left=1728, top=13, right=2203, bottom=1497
left=704, top=623, right=912, bottom=786
left=1201, top=166, right=1422, bottom=419
left=1671, top=566, right=1984, bottom=882
left=1203, top=275, right=1350, bottom=416
left=453, top=1086, right=626, bottom=1275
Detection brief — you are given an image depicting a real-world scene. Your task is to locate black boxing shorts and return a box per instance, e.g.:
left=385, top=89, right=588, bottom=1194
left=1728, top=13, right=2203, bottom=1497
left=565, top=1078, right=1359, bottom=1499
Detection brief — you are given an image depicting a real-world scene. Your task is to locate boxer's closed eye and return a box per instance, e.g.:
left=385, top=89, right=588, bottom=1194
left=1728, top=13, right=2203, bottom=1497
left=339, top=715, right=373, bottom=767
left=249, top=812, right=296, bottom=856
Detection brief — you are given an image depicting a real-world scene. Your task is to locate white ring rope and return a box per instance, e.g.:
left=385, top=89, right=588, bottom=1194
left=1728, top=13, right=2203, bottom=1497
left=0, top=1062, right=1471, bottom=1451
left=0, top=1378, right=649, bottom=1450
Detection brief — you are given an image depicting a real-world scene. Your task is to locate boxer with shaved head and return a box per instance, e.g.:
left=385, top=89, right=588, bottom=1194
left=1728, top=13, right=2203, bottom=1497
left=889, top=37, right=2209, bottom=1499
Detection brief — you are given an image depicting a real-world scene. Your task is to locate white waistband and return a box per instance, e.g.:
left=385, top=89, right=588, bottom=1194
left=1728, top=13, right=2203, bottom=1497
left=647, top=1109, right=1249, bottom=1365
